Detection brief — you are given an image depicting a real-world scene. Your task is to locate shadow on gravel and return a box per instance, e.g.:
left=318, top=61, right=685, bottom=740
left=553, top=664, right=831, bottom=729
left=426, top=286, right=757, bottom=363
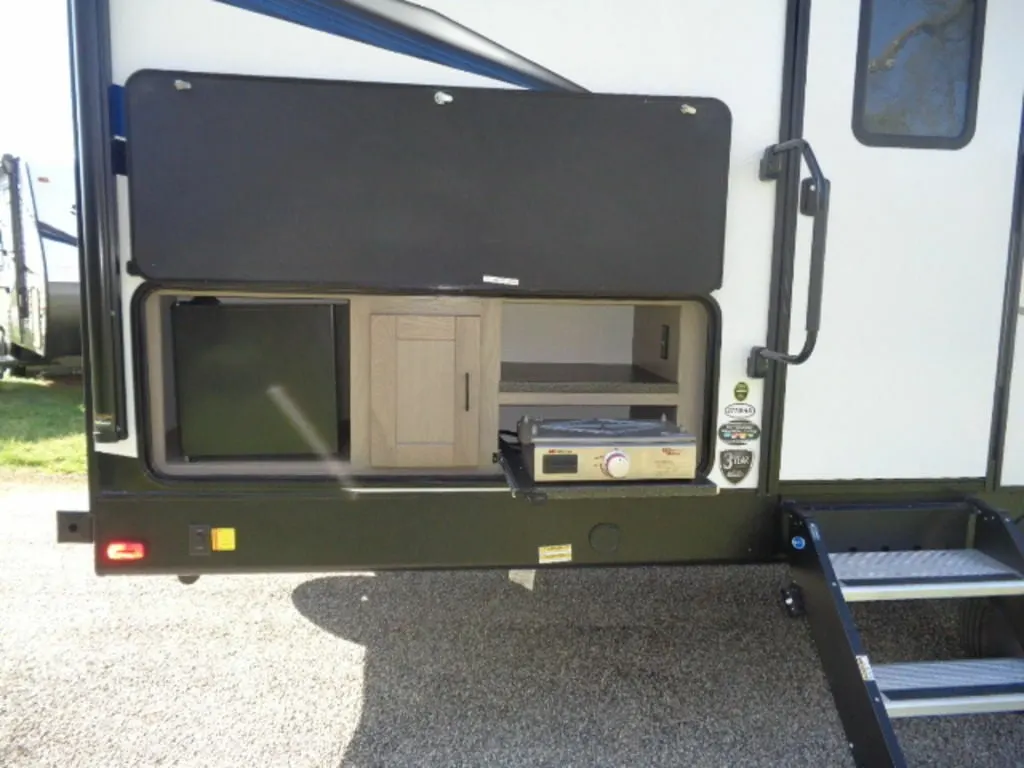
left=290, top=564, right=1022, bottom=768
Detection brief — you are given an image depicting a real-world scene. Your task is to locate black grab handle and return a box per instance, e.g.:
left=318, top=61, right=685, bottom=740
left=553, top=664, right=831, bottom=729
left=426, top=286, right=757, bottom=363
left=748, top=138, right=831, bottom=379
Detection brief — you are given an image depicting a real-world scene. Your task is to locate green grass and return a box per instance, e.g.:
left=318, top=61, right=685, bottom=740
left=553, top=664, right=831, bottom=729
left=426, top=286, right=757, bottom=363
left=0, top=375, right=87, bottom=478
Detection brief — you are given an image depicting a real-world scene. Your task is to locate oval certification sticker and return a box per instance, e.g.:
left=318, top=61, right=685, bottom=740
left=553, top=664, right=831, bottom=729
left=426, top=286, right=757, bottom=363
left=724, top=402, right=756, bottom=419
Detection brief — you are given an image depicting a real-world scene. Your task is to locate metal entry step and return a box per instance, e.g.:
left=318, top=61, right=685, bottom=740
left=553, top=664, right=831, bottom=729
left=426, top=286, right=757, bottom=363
left=875, top=658, right=1024, bottom=718
left=787, top=500, right=1024, bottom=766
left=830, top=549, right=1024, bottom=602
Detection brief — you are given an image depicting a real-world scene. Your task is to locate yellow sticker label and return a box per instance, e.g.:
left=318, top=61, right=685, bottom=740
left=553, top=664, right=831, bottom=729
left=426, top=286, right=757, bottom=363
left=538, top=544, right=572, bottom=564
left=211, top=527, right=236, bottom=552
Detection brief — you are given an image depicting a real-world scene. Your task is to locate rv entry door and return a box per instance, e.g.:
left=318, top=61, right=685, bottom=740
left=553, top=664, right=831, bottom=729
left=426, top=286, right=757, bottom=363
left=778, top=0, right=1023, bottom=482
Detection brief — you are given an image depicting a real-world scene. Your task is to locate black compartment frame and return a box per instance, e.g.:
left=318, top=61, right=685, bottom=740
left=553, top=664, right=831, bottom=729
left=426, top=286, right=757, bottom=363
left=123, top=70, right=732, bottom=298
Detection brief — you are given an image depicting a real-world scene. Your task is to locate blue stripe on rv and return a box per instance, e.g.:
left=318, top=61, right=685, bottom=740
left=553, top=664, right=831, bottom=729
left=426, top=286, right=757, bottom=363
left=213, top=0, right=565, bottom=91
left=109, top=84, right=126, bottom=138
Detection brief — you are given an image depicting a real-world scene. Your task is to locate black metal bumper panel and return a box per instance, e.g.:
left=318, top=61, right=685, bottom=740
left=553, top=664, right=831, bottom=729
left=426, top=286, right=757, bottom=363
left=89, top=487, right=771, bottom=574
left=57, top=510, right=94, bottom=544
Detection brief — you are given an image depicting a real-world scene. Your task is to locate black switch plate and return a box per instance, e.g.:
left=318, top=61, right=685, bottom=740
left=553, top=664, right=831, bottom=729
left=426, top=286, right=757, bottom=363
left=189, top=524, right=211, bottom=556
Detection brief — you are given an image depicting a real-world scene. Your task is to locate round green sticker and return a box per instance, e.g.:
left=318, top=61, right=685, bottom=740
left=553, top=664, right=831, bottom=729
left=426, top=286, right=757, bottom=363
left=734, top=382, right=749, bottom=402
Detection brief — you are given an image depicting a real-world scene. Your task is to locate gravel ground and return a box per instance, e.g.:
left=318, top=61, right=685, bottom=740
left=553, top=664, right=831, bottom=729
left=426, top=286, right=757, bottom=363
left=2, top=484, right=1023, bottom=768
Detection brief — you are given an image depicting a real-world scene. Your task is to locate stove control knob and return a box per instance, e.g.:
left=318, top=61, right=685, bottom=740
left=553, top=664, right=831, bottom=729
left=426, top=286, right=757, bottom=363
left=603, top=450, right=630, bottom=479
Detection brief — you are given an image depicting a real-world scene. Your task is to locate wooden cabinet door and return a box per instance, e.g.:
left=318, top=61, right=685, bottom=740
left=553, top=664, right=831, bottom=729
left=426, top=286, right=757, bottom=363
left=369, top=313, right=481, bottom=468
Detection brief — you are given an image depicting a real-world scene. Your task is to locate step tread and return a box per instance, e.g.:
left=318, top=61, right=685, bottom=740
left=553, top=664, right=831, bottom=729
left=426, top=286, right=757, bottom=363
left=830, top=549, right=1022, bottom=584
left=874, top=658, right=1024, bottom=695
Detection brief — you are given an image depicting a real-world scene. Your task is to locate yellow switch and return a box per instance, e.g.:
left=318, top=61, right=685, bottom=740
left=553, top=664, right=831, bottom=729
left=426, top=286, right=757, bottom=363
left=211, top=527, right=236, bottom=552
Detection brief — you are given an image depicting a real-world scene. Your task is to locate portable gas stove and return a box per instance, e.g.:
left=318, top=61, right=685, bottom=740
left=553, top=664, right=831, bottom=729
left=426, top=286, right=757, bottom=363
left=516, top=416, right=697, bottom=483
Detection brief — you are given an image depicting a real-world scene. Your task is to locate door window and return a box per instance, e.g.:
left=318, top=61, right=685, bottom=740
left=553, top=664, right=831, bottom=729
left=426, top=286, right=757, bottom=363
left=853, top=0, right=986, bottom=148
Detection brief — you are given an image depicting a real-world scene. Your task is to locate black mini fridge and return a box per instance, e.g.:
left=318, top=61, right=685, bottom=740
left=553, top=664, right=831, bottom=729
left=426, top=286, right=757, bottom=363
left=170, top=300, right=342, bottom=461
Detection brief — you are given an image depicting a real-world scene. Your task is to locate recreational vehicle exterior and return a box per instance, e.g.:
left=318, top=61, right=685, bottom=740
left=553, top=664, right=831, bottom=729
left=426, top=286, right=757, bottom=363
left=0, top=154, right=81, bottom=377
left=59, top=0, right=1024, bottom=764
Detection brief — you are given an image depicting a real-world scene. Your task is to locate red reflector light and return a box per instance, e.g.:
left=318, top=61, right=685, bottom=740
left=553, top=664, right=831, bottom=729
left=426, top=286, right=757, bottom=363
left=105, top=540, right=146, bottom=561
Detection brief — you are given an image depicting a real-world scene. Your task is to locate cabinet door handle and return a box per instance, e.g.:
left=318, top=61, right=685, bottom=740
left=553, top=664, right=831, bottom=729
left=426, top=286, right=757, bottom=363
left=464, top=372, right=470, bottom=411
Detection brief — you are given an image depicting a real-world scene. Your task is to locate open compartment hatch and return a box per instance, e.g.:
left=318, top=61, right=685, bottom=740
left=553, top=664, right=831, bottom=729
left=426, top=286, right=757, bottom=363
left=124, top=70, right=731, bottom=298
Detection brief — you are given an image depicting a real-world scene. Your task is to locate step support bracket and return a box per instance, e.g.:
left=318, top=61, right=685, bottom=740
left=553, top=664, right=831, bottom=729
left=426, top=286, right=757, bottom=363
left=786, top=504, right=907, bottom=768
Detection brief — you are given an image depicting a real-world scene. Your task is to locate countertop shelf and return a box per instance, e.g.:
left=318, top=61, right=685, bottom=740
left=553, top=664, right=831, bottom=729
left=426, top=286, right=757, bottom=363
left=500, top=363, right=678, bottom=395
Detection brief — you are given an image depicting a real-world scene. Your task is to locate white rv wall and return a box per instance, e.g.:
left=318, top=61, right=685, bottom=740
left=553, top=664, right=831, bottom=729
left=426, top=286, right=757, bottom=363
left=103, top=0, right=789, bottom=490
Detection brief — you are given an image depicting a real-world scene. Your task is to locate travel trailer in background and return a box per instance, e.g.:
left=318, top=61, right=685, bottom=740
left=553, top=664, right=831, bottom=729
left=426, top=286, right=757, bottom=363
left=0, top=154, right=81, bottom=376
left=57, top=0, right=1024, bottom=765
